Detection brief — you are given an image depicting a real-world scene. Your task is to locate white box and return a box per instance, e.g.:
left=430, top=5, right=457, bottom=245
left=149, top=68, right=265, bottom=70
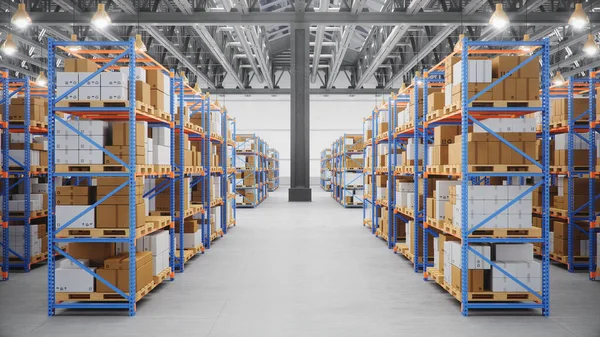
left=145, top=230, right=170, bottom=256
left=55, top=205, right=95, bottom=229
left=101, top=86, right=128, bottom=100
left=77, top=134, right=104, bottom=150
left=55, top=149, right=79, bottom=164
left=78, top=149, right=104, bottom=164
left=152, top=252, right=163, bottom=275
left=78, top=120, right=107, bottom=136
left=79, top=86, right=101, bottom=100
left=55, top=267, right=96, bottom=292
left=175, top=230, right=202, bottom=249
left=57, top=86, right=79, bottom=100
left=153, top=145, right=170, bottom=165
left=55, top=135, right=78, bottom=150
left=120, top=67, right=146, bottom=82
left=78, top=72, right=101, bottom=87
left=101, top=72, right=128, bottom=87
left=56, top=120, right=79, bottom=136
left=58, top=258, right=90, bottom=269
left=57, top=72, right=79, bottom=86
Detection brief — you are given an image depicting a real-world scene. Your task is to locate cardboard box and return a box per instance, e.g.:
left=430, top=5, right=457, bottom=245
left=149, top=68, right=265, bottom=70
left=146, top=70, right=165, bottom=90
left=492, top=56, right=519, bottom=78
left=76, top=59, right=98, bottom=72
left=101, top=86, right=127, bottom=101
left=95, top=268, right=118, bottom=293
left=451, top=265, right=485, bottom=292
left=111, top=122, right=146, bottom=147
left=177, top=220, right=199, bottom=234
left=117, top=260, right=152, bottom=293
left=64, top=58, right=78, bottom=72
left=67, top=243, right=115, bottom=267
left=96, top=202, right=145, bottom=228
left=55, top=267, right=96, bottom=292
left=136, top=81, right=151, bottom=105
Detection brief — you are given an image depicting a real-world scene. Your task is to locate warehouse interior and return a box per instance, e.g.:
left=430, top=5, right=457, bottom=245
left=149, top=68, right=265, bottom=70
left=0, top=0, right=600, bottom=336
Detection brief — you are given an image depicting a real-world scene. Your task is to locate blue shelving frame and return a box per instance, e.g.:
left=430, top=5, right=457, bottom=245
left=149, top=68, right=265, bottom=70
left=422, top=39, right=551, bottom=315
left=46, top=37, right=174, bottom=315
left=0, top=75, right=50, bottom=280
left=332, top=134, right=364, bottom=208
left=587, top=71, right=600, bottom=280
left=320, top=148, right=332, bottom=192
left=362, top=115, right=376, bottom=232
left=267, top=149, right=279, bottom=192
left=236, top=134, right=262, bottom=208
left=226, top=116, right=236, bottom=229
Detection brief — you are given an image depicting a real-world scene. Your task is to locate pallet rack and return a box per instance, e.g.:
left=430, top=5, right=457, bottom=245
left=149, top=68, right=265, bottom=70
left=267, top=148, right=279, bottom=192
left=320, top=148, right=332, bottom=192
left=235, top=134, right=268, bottom=208
left=208, top=99, right=225, bottom=245
left=46, top=37, right=178, bottom=315
left=1, top=74, right=50, bottom=280
left=331, top=134, right=364, bottom=208
left=226, top=116, right=237, bottom=229
left=173, top=78, right=206, bottom=269
left=363, top=116, right=375, bottom=230
left=417, top=39, right=551, bottom=315
left=588, top=71, right=599, bottom=280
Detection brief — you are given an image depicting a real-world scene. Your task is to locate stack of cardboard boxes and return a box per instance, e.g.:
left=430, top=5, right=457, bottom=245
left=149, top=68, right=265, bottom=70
left=447, top=184, right=533, bottom=230
left=6, top=96, right=48, bottom=124
left=6, top=133, right=48, bottom=167
left=447, top=118, right=537, bottom=166
left=176, top=220, right=202, bottom=249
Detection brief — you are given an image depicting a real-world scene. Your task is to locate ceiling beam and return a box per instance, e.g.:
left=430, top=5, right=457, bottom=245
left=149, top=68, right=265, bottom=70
left=311, top=0, right=329, bottom=84
left=9, top=11, right=598, bottom=26
left=562, top=59, right=600, bottom=78
left=110, top=0, right=217, bottom=89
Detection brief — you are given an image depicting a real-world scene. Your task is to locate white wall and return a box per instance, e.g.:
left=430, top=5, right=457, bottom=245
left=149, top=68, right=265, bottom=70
left=224, top=95, right=382, bottom=181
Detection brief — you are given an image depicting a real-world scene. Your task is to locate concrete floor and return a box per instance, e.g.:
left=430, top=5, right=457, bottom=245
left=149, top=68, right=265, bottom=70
left=1, top=187, right=600, bottom=337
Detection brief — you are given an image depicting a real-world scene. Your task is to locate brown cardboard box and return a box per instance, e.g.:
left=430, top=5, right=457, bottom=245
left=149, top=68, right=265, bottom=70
left=554, top=238, right=581, bottom=256
left=136, top=81, right=151, bottom=105
left=428, top=92, right=445, bottom=112
left=451, top=265, right=485, bottom=292
left=146, top=70, right=165, bottom=90
left=504, top=78, right=517, bottom=100
left=119, top=251, right=152, bottom=269
left=516, top=78, right=528, bottom=101
left=528, top=78, right=540, bottom=100
left=95, top=177, right=144, bottom=186
left=476, top=142, right=488, bottom=165
left=379, top=122, right=389, bottom=133
left=76, top=58, right=98, bottom=72
left=553, top=221, right=588, bottom=240
left=97, top=184, right=143, bottom=197
left=104, top=253, right=128, bottom=269
left=487, top=141, right=500, bottom=165
left=491, top=78, right=504, bottom=100
left=518, top=56, right=540, bottom=78
left=177, top=220, right=199, bottom=234
left=56, top=195, right=91, bottom=205
left=434, top=126, right=459, bottom=146
left=96, top=268, right=118, bottom=293
left=56, top=186, right=94, bottom=196
left=67, top=243, right=116, bottom=267
left=64, top=58, right=78, bottom=72
left=111, top=122, right=146, bottom=147
left=151, top=89, right=164, bottom=110
left=445, top=201, right=454, bottom=224
left=117, top=261, right=152, bottom=293
left=492, top=56, right=519, bottom=78
left=427, top=197, right=435, bottom=219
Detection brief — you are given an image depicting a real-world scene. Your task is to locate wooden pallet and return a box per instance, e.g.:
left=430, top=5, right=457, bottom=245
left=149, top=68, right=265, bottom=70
left=175, top=243, right=204, bottom=264
left=55, top=164, right=154, bottom=174
left=443, top=221, right=542, bottom=238
left=430, top=269, right=540, bottom=302
left=8, top=119, right=48, bottom=128
left=8, top=251, right=48, bottom=264
left=550, top=165, right=589, bottom=173
left=8, top=209, right=48, bottom=218
left=550, top=120, right=588, bottom=130
left=56, top=99, right=153, bottom=113
left=549, top=207, right=589, bottom=218
left=210, top=198, right=223, bottom=208
left=440, top=164, right=541, bottom=174
left=153, top=165, right=172, bottom=174
left=425, top=108, right=445, bottom=121
left=57, top=217, right=170, bottom=238
left=444, top=100, right=540, bottom=115
left=55, top=267, right=171, bottom=302
left=549, top=252, right=589, bottom=265
left=8, top=165, right=48, bottom=173
left=395, top=207, right=415, bottom=218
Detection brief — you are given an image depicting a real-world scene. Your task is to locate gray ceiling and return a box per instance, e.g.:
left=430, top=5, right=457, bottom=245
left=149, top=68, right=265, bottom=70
left=0, top=0, right=598, bottom=92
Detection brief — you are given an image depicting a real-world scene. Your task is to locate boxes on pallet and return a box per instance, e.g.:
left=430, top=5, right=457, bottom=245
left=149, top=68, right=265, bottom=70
left=120, top=67, right=146, bottom=82
left=56, top=266, right=96, bottom=292
left=491, top=261, right=541, bottom=292
left=55, top=205, right=95, bottom=229
left=452, top=59, right=492, bottom=84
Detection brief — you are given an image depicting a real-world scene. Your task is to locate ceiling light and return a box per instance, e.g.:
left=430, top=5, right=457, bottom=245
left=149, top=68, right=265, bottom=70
left=135, top=34, right=147, bottom=52
left=2, top=34, right=18, bottom=56
left=519, top=34, right=532, bottom=52
left=583, top=34, right=599, bottom=56
left=91, top=4, right=112, bottom=29
left=552, top=71, right=565, bottom=86
left=414, top=71, right=423, bottom=86
left=397, top=82, right=407, bottom=94
left=68, top=34, right=81, bottom=52
left=454, top=34, right=465, bottom=52
left=11, top=3, right=32, bottom=30
left=35, top=71, right=47, bottom=87
left=193, top=82, right=202, bottom=94
left=568, top=3, right=589, bottom=31
left=489, top=4, right=510, bottom=30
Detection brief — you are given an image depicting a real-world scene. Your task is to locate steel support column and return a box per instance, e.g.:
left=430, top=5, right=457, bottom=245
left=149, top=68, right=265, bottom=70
left=289, top=23, right=311, bottom=202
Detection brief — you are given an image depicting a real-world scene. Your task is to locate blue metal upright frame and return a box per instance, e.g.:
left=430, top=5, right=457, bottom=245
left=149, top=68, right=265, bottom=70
left=47, top=38, right=174, bottom=315
left=588, top=71, right=600, bottom=280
